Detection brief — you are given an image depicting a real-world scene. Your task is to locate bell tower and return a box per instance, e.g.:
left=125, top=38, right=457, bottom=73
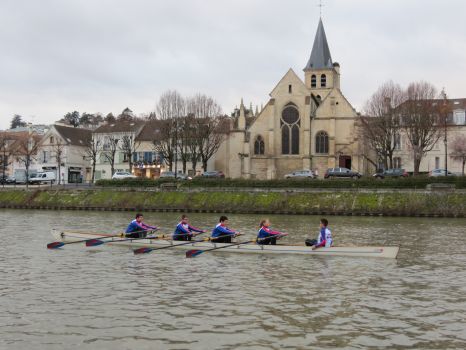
left=303, top=18, right=340, bottom=93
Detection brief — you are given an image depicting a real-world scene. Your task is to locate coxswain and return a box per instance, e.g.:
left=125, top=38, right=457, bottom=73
left=257, top=218, right=288, bottom=245
left=306, top=218, right=333, bottom=249
left=211, top=216, right=240, bottom=243
left=125, top=213, right=158, bottom=238
left=173, top=214, right=206, bottom=241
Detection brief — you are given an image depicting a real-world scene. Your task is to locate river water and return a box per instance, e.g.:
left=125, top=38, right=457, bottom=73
left=0, top=209, right=465, bottom=350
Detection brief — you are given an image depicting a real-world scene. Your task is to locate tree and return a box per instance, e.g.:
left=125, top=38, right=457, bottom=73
left=361, top=81, right=405, bottom=169
left=117, top=108, right=134, bottom=122
left=12, top=133, right=40, bottom=188
left=102, top=135, right=119, bottom=176
left=62, top=111, right=80, bottom=127
left=153, top=90, right=185, bottom=172
left=450, top=135, right=466, bottom=176
left=10, top=115, right=27, bottom=129
left=119, top=135, right=140, bottom=173
left=190, top=94, right=227, bottom=171
left=84, top=138, right=101, bottom=183
left=79, top=113, right=94, bottom=126
left=0, top=133, right=12, bottom=180
left=401, top=82, right=441, bottom=175
left=51, top=139, right=66, bottom=184
left=104, top=113, right=116, bottom=123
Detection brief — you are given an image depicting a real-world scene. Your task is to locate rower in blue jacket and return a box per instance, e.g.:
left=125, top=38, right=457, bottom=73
left=125, top=213, right=158, bottom=238
left=257, top=218, right=288, bottom=245
left=173, top=214, right=206, bottom=241
left=211, top=216, right=240, bottom=243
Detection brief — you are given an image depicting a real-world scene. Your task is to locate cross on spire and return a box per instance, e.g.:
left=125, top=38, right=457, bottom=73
left=318, top=0, right=324, bottom=17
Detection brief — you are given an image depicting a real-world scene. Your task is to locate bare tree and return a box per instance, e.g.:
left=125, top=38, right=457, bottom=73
left=0, top=133, right=12, bottom=181
left=189, top=94, right=227, bottom=171
left=51, top=139, right=66, bottom=184
left=84, top=138, right=101, bottom=183
left=120, top=135, right=140, bottom=173
left=401, top=81, right=441, bottom=175
left=450, top=135, right=466, bottom=176
left=153, top=90, right=185, bottom=172
left=12, top=133, right=40, bottom=188
left=361, top=81, right=405, bottom=169
left=103, top=135, right=119, bottom=177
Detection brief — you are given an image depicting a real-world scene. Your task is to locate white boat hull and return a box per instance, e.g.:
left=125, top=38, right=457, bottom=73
left=51, top=229, right=400, bottom=259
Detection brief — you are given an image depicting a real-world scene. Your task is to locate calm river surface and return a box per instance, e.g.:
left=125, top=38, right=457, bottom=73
left=0, top=209, right=465, bottom=350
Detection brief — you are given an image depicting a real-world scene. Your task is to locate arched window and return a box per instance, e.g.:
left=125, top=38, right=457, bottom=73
left=321, top=74, right=327, bottom=88
left=315, top=131, right=329, bottom=154
left=254, top=135, right=265, bottom=155
left=311, top=74, right=317, bottom=88
left=281, top=104, right=300, bottom=155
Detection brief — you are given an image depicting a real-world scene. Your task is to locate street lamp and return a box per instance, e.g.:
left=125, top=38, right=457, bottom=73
left=441, top=89, right=448, bottom=175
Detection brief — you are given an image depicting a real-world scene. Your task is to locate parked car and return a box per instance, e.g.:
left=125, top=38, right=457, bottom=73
left=5, top=176, right=16, bottom=184
left=284, top=170, right=317, bottom=179
left=112, top=171, right=137, bottom=180
left=201, top=171, right=225, bottom=178
left=29, top=171, right=56, bottom=184
left=0, top=175, right=7, bottom=184
left=373, top=168, right=409, bottom=179
left=159, top=171, right=192, bottom=180
left=324, top=167, right=362, bottom=179
left=429, top=169, right=456, bottom=177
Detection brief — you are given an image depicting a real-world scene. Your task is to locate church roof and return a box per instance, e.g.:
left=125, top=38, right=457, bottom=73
left=304, top=18, right=333, bottom=71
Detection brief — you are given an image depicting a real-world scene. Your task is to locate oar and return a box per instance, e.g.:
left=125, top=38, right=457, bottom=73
left=85, top=230, right=160, bottom=247
left=133, top=232, right=233, bottom=255
left=47, top=229, right=152, bottom=249
left=186, top=234, right=287, bottom=258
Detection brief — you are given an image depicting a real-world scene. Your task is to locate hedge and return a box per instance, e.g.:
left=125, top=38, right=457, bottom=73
left=95, top=176, right=466, bottom=189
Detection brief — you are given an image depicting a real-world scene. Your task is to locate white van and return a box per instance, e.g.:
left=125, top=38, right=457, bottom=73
left=29, top=171, right=56, bottom=184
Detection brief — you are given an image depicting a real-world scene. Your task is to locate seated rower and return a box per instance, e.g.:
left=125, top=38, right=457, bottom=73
left=306, top=218, right=333, bottom=249
left=173, top=214, right=206, bottom=241
left=211, top=216, right=239, bottom=243
left=125, top=213, right=158, bottom=238
left=257, top=219, right=288, bottom=245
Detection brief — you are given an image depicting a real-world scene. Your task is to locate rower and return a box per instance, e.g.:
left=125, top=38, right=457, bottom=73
left=173, top=214, right=206, bottom=241
left=306, top=218, right=333, bottom=249
left=257, top=218, right=288, bottom=245
left=125, top=213, right=158, bottom=238
left=211, top=216, right=240, bottom=243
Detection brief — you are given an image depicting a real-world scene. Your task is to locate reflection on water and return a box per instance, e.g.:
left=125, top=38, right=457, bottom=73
left=0, top=209, right=465, bottom=349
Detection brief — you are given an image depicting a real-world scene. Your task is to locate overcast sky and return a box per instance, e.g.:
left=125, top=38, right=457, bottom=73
left=1, top=0, right=465, bottom=129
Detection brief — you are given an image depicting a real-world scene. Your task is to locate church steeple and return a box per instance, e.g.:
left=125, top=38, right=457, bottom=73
left=303, top=18, right=340, bottom=90
left=304, top=18, right=333, bottom=71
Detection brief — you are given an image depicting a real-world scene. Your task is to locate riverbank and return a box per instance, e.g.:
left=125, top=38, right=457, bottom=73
left=0, top=188, right=465, bottom=217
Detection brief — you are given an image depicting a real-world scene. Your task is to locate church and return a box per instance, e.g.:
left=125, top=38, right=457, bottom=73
left=214, top=18, right=366, bottom=179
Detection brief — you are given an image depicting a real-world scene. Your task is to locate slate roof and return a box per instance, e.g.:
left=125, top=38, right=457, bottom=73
left=304, top=18, right=333, bottom=71
left=93, top=120, right=145, bottom=134
left=54, top=124, right=92, bottom=146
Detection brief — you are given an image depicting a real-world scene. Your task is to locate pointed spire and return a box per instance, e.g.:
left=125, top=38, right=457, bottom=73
left=238, top=98, right=246, bottom=130
left=255, top=105, right=259, bottom=116
left=304, top=18, right=333, bottom=71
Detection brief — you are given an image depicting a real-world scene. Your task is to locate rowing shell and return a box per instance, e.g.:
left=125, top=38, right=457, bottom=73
left=51, top=229, right=399, bottom=259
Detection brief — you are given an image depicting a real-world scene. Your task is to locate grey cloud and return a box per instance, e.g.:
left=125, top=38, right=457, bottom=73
left=0, top=0, right=465, bottom=128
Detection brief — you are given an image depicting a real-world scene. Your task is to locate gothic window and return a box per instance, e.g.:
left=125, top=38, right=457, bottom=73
left=254, top=135, right=265, bottom=155
left=311, top=75, right=317, bottom=88
left=281, top=104, right=300, bottom=155
left=315, top=131, right=329, bottom=154
left=321, top=74, right=327, bottom=87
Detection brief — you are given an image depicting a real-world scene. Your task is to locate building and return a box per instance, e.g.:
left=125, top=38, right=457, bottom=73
left=393, top=98, right=466, bottom=174
left=36, top=124, right=92, bottom=183
left=214, top=18, right=365, bottom=179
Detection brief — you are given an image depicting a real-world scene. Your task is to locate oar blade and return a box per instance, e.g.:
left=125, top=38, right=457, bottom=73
left=133, top=247, right=153, bottom=255
left=47, top=242, right=65, bottom=249
left=85, top=239, right=105, bottom=247
left=186, top=249, right=204, bottom=258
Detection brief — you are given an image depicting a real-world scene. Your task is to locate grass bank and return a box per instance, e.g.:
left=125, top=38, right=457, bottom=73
left=0, top=188, right=465, bottom=217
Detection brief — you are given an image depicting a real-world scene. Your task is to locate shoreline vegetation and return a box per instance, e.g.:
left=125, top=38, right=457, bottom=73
left=0, top=178, right=465, bottom=217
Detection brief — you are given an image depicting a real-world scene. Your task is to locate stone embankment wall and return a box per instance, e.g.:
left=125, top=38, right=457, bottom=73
left=0, top=188, right=465, bottom=217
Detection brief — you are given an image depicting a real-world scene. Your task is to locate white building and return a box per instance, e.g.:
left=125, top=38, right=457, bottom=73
left=36, top=124, right=92, bottom=183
